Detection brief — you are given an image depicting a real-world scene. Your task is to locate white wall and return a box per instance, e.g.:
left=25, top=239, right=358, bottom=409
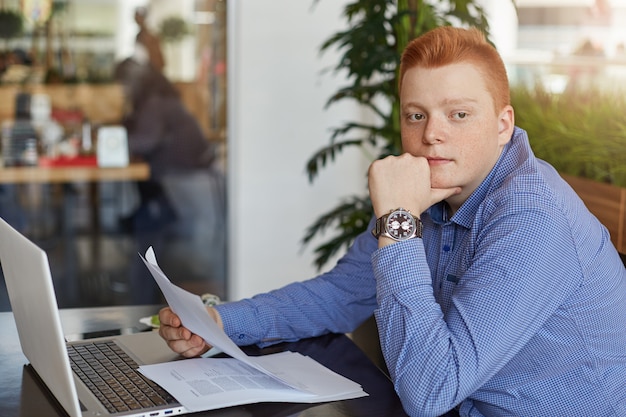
left=479, top=0, right=519, bottom=58
left=226, top=1, right=370, bottom=300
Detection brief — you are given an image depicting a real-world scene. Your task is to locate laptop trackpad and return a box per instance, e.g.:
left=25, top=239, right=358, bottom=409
left=115, top=331, right=182, bottom=365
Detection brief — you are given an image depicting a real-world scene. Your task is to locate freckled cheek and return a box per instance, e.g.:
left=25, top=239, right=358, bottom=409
left=400, top=131, right=424, bottom=155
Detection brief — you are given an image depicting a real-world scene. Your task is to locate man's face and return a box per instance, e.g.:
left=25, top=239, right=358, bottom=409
left=400, top=62, right=513, bottom=209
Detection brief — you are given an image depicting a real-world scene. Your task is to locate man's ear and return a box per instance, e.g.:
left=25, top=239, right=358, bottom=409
left=497, top=105, right=515, bottom=145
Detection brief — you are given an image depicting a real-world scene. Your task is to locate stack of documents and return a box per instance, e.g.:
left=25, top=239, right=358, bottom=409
left=140, top=248, right=368, bottom=412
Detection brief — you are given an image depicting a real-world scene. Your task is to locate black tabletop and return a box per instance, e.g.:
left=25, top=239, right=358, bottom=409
left=0, top=305, right=408, bottom=417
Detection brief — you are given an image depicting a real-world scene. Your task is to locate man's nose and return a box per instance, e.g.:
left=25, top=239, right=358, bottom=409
left=422, top=117, right=444, bottom=144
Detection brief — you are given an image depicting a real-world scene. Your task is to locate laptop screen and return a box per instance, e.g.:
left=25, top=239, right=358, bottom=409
left=0, top=217, right=82, bottom=417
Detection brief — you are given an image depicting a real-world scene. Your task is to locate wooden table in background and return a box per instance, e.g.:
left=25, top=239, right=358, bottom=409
left=0, top=163, right=151, bottom=304
left=0, top=161, right=150, bottom=233
left=0, top=162, right=150, bottom=184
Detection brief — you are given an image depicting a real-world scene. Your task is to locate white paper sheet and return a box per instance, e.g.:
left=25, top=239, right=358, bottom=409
left=139, top=247, right=367, bottom=412
left=139, top=351, right=367, bottom=412
left=141, top=248, right=253, bottom=366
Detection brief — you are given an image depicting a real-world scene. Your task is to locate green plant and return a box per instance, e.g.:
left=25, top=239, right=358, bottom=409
left=303, top=0, right=494, bottom=270
left=159, top=16, right=191, bottom=43
left=0, top=9, right=23, bottom=44
left=511, top=85, right=626, bottom=187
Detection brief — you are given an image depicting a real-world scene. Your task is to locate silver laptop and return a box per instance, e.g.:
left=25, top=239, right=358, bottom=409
left=0, top=216, right=190, bottom=417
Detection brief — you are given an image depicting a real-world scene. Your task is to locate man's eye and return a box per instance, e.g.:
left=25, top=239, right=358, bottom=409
left=408, top=113, right=424, bottom=121
left=453, top=112, right=467, bottom=119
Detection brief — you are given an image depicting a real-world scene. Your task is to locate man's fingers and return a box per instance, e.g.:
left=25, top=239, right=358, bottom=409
left=158, top=318, right=190, bottom=342
left=158, top=306, right=180, bottom=327
left=431, top=187, right=462, bottom=205
left=166, top=334, right=209, bottom=358
left=157, top=307, right=211, bottom=357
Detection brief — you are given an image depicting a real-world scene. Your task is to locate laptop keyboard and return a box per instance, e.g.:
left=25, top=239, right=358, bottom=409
left=68, top=340, right=177, bottom=414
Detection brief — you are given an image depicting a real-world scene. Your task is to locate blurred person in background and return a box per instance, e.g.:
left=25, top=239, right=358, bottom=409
left=114, top=58, right=223, bottom=303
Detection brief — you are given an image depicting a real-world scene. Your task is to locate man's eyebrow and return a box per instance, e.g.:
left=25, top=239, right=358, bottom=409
left=401, top=101, right=423, bottom=109
left=402, top=97, right=479, bottom=109
left=441, top=97, right=479, bottom=105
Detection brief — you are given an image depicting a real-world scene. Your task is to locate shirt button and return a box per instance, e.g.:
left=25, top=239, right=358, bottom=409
left=238, top=334, right=245, bottom=340
left=443, top=244, right=451, bottom=252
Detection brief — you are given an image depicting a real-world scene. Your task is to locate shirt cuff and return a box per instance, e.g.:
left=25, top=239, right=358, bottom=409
left=215, top=301, right=263, bottom=346
left=371, top=238, right=431, bottom=300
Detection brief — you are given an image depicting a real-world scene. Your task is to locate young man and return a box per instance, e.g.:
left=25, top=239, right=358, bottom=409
left=158, top=27, right=626, bottom=416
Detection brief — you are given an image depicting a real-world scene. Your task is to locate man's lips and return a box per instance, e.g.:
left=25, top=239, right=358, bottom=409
left=426, top=157, right=451, bottom=166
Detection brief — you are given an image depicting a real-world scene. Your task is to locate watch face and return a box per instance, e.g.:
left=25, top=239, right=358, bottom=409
left=385, top=210, right=416, bottom=240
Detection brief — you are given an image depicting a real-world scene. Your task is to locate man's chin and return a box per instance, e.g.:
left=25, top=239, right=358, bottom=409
left=430, top=179, right=458, bottom=190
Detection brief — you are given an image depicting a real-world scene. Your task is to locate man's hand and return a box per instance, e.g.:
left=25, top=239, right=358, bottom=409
left=368, top=153, right=460, bottom=220
left=157, top=306, right=223, bottom=358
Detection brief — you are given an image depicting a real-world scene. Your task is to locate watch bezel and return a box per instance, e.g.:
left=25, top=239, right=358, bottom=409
left=372, top=208, right=422, bottom=241
left=385, top=209, right=417, bottom=240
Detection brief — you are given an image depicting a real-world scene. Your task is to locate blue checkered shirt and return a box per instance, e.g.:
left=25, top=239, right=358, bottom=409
left=218, top=127, right=626, bottom=416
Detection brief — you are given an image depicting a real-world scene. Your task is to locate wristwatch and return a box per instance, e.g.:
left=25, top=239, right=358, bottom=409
left=372, top=208, right=422, bottom=241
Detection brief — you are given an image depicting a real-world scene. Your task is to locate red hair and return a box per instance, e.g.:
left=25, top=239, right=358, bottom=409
left=399, top=26, right=510, bottom=113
